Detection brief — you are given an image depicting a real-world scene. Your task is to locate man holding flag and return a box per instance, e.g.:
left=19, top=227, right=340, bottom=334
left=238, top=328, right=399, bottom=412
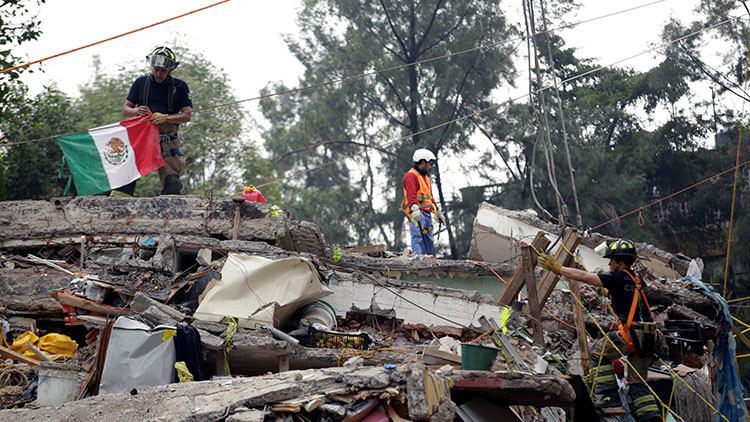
left=115, top=46, right=192, bottom=196
left=57, top=46, right=192, bottom=197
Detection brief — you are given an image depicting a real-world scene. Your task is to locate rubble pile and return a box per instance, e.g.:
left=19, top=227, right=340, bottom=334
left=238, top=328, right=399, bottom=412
left=0, top=197, right=730, bottom=421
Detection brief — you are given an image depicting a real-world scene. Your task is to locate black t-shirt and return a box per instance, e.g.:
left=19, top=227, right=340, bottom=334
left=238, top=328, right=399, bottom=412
left=126, top=75, right=192, bottom=115
left=598, top=270, right=653, bottom=323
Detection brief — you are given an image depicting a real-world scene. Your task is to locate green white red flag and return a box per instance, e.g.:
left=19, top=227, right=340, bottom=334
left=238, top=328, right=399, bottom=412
left=56, top=115, right=163, bottom=196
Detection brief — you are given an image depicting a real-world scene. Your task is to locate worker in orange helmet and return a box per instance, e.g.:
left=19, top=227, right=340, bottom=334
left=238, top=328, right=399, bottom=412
left=400, top=148, right=445, bottom=255
left=538, top=239, right=662, bottom=422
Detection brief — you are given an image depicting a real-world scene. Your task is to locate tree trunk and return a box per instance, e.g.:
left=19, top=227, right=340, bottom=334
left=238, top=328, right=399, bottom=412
left=434, top=163, right=458, bottom=259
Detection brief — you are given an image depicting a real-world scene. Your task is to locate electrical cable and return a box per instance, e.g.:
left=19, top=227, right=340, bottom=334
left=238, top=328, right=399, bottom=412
left=252, top=14, right=746, bottom=189
left=0, top=0, right=232, bottom=75
left=590, top=159, right=750, bottom=231
left=1, top=0, right=672, bottom=148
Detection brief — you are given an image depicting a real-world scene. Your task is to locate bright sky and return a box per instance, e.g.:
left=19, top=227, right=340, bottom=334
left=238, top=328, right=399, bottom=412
left=16, top=0, right=712, bottom=108
left=10, top=0, right=741, bottom=205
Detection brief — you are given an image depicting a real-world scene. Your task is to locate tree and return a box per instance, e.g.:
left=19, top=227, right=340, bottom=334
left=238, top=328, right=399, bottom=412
left=0, top=86, right=78, bottom=200
left=261, top=0, right=517, bottom=254
left=0, top=0, right=46, bottom=121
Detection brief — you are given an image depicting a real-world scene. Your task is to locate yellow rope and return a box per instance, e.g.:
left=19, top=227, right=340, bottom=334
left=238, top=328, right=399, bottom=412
left=732, top=316, right=750, bottom=330
left=664, top=375, right=677, bottom=421
left=530, top=243, right=724, bottom=421
left=470, top=328, right=496, bottom=344
left=723, top=38, right=750, bottom=297
left=589, top=339, right=607, bottom=396
left=598, top=283, right=729, bottom=421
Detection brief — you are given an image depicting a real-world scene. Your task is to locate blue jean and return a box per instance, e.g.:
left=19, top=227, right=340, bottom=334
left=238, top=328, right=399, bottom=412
left=409, top=210, right=434, bottom=255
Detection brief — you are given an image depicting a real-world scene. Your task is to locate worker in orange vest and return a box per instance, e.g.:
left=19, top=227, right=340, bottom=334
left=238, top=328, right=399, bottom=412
left=400, top=149, right=445, bottom=255
left=538, top=239, right=661, bottom=422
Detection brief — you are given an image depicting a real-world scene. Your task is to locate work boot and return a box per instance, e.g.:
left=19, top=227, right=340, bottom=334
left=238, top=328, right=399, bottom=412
left=593, top=389, right=622, bottom=409
left=110, top=180, right=136, bottom=197
left=161, top=174, right=182, bottom=195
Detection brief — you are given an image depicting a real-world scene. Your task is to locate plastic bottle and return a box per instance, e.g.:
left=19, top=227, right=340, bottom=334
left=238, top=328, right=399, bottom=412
left=242, top=186, right=266, bottom=203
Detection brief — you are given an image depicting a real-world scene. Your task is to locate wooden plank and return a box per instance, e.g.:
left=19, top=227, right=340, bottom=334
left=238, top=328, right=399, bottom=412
left=568, top=278, right=590, bottom=376
left=0, top=345, right=40, bottom=366
left=536, top=228, right=582, bottom=307
left=423, top=346, right=462, bottom=366
left=278, top=355, right=290, bottom=372
left=521, top=246, right=544, bottom=347
left=343, top=244, right=386, bottom=254
left=496, top=232, right=551, bottom=306
left=53, top=292, right=130, bottom=317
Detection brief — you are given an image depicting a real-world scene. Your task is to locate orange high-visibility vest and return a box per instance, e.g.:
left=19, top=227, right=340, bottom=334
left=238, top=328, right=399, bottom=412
left=401, top=168, right=436, bottom=213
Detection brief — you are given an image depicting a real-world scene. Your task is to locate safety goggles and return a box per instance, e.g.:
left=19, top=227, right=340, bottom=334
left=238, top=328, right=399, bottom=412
left=148, top=54, right=177, bottom=71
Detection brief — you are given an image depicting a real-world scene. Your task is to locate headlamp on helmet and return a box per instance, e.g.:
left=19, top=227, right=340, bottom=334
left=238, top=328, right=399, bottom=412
left=147, top=46, right=179, bottom=71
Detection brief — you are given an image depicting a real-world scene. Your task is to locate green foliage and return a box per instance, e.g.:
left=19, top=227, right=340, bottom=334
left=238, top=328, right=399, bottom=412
left=0, top=0, right=46, bottom=121
left=0, top=87, right=78, bottom=199
left=262, top=0, right=517, bottom=255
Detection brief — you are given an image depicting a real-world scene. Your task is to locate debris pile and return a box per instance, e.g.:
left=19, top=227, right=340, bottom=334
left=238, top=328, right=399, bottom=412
left=0, top=197, right=735, bottom=421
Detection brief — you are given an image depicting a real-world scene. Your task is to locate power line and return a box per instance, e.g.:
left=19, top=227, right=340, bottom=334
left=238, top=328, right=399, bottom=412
left=1, top=0, right=668, bottom=148
left=255, top=14, right=745, bottom=189
left=590, top=159, right=750, bottom=231
left=0, top=0, right=232, bottom=75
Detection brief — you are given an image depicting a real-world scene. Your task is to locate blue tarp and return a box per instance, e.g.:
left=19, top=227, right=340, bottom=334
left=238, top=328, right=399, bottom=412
left=683, top=275, right=747, bottom=422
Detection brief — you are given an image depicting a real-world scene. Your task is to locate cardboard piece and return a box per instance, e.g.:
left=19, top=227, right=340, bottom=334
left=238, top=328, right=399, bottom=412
left=194, top=253, right=332, bottom=328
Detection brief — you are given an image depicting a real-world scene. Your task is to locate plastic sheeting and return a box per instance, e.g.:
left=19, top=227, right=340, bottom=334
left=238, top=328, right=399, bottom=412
left=194, top=253, right=333, bottom=329
left=684, top=275, right=747, bottom=422
left=99, top=317, right=176, bottom=394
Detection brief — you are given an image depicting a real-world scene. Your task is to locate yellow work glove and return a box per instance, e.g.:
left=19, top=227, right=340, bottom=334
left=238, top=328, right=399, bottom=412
left=537, top=253, right=562, bottom=275
left=151, top=112, right=170, bottom=125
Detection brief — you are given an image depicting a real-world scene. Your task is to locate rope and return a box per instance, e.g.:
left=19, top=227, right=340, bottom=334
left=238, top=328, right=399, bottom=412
left=0, top=1, right=686, bottom=149
left=218, top=315, right=238, bottom=376
left=723, top=38, right=750, bottom=297
left=530, top=246, right=727, bottom=421
left=0, top=0, right=232, bottom=75
left=596, top=280, right=730, bottom=421
left=590, top=159, right=750, bottom=231
left=467, top=259, right=582, bottom=332
left=0, top=366, right=28, bottom=389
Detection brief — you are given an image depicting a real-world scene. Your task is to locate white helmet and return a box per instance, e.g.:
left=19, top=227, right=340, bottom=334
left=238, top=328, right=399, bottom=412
left=412, top=148, right=436, bottom=163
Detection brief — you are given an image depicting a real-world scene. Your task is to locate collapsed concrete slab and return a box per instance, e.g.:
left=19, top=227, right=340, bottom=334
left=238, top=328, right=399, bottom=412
left=468, top=202, right=691, bottom=278
left=0, top=197, right=325, bottom=256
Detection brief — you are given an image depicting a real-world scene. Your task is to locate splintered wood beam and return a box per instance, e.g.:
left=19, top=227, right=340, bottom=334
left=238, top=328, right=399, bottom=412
left=496, top=232, right=551, bottom=306
left=521, top=245, right=544, bottom=347
left=568, top=278, right=590, bottom=375
left=536, top=228, right=581, bottom=307
left=0, top=345, right=39, bottom=366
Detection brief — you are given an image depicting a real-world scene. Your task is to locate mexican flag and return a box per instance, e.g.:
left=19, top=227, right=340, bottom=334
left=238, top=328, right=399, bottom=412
left=56, top=115, right=164, bottom=196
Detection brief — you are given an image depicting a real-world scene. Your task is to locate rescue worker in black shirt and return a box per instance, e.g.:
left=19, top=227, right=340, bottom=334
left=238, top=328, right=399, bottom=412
left=113, top=46, right=193, bottom=197
left=538, top=239, right=662, bottom=422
